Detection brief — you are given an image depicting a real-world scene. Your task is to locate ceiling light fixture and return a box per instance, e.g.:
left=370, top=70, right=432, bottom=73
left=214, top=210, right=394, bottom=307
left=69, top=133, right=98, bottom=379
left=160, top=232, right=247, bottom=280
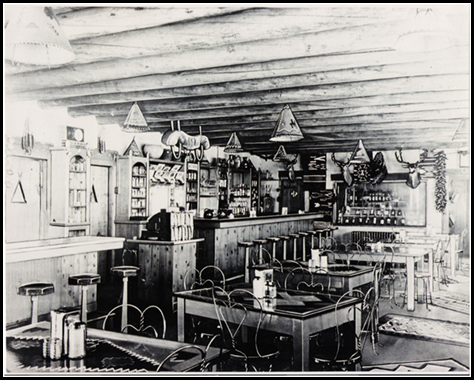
left=5, top=6, right=75, bottom=66
left=270, top=104, right=304, bottom=142
left=224, top=132, right=244, bottom=153
left=123, top=102, right=150, bottom=132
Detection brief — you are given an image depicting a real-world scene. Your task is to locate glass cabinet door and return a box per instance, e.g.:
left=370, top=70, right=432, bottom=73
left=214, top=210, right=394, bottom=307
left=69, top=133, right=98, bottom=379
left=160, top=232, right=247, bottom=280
left=68, top=155, right=87, bottom=223
left=131, top=162, right=147, bottom=218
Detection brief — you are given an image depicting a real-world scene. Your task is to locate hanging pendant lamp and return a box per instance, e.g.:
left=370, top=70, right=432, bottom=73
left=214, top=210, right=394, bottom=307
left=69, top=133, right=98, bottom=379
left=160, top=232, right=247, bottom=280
left=123, top=102, right=150, bottom=132
left=270, top=104, right=304, bottom=142
left=272, top=145, right=297, bottom=163
left=224, top=132, right=244, bottom=153
left=5, top=6, right=75, bottom=66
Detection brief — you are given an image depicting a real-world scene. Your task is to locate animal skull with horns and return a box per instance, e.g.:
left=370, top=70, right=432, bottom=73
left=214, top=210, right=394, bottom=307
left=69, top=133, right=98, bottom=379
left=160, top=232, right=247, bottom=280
left=395, top=149, right=428, bottom=189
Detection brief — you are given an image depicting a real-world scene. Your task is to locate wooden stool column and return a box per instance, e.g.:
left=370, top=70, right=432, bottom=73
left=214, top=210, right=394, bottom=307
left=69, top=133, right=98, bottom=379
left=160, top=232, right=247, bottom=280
left=267, top=237, right=281, bottom=260
left=68, top=273, right=101, bottom=324
left=253, top=239, right=268, bottom=264
left=299, top=232, right=309, bottom=261
left=238, top=241, right=254, bottom=283
left=279, top=236, right=290, bottom=260
left=308, top=230, right=318, bottom=250
left=17, top=283, right=55, bottom=324
left=290, top=233, right=300, bottom=260
left=110, top=266, right=140, bottom=333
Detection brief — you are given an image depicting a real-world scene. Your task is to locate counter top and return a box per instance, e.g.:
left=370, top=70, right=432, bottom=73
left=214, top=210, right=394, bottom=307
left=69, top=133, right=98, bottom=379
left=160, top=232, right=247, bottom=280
left=194, top=212, right=324, bottom=228
left=5, top=236, right=125, bottom=264
left=126, top=238, right=205, bottom=245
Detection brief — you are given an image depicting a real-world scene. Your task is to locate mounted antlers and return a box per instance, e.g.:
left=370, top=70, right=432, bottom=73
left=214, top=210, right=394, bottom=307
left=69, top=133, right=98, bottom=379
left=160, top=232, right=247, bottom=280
left=331, top=153, right=353, bottom=186
left=395, top=149, right=427, bottom=189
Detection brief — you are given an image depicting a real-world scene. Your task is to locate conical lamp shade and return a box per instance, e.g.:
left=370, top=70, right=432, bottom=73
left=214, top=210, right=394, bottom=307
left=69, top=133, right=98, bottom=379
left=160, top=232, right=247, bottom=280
left=273, top=145, right=297, bottom=162
left=123, top=102, right=150, bottom=132
left=5, top=6, right=75, bottom=66
left=224, top=132, right=244, bottom=153
left=349, top=140, right=371, bottom=164
left=270, top=104, right=304, bottom=142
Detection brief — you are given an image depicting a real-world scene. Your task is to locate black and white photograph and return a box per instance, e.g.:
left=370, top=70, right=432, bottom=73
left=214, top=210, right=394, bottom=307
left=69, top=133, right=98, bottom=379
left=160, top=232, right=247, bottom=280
left=3, top=3, right=470, bottom=375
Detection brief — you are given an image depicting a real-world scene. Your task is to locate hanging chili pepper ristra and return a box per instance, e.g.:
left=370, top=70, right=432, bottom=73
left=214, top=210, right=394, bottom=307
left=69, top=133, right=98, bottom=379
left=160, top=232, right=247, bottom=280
left=434, top=150, right=447, bottom=212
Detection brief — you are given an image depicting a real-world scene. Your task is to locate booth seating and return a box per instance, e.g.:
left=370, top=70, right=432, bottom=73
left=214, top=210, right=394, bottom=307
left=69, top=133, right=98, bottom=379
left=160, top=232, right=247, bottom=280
left=17, top=282, right=55, bottom=324
left=110, top=266, right=140, bottom=333
left=68, top=273, right=101, bottom=323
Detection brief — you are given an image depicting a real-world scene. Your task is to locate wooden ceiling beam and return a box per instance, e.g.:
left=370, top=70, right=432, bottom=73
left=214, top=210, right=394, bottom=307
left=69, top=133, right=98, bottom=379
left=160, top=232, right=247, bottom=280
left=8, top=15, right=458, bottom=93
left=10, top=47, right=467, bottom=102
left=66, top=73, right=468, bottom=117
left=95, top=91, right=469, bottom=125
left=38, top=58, right=468, bottom=108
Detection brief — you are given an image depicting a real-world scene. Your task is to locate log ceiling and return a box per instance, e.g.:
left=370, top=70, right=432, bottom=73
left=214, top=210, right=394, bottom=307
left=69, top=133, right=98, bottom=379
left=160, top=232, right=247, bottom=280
left=4, top=5, right=470, bottom=156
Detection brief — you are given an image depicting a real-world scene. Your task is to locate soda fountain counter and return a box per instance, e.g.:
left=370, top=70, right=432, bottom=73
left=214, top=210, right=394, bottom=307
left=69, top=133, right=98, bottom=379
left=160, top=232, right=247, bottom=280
left=193, top=212, right=325, bottom=278
left=5, top=236, right=125, bottom=327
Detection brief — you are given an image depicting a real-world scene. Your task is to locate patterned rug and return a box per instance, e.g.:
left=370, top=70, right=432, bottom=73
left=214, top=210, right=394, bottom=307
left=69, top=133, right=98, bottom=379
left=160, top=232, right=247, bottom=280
left=431, top=290, right=470, bottom=315
left=378, top=314, right=470, bottom=348
left=363, top=358, right=469, bottom=372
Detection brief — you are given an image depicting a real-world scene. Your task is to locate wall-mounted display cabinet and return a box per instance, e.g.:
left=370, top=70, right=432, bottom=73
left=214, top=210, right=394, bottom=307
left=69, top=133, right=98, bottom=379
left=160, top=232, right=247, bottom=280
left=50, top=148, right=91, bottom=237
left=116, top=153, right=150, bottom=221
left=185, top=161, right=199, bottom=211
left=334, top=181, right=427, bottom=227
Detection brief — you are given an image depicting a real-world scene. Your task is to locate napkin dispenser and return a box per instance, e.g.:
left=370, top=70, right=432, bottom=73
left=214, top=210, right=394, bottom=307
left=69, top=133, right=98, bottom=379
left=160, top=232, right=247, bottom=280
left=46, top=308, right=86, bottom=360
left=309, top=249, right=321, bottom=271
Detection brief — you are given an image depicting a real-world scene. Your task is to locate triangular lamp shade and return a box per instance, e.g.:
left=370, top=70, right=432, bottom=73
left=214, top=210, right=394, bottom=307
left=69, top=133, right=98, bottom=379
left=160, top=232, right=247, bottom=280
left=224, top=132, right=244, bottom=153
left=123, top=102, right=150, bottom=132
left=5, top=6, right=75, bottom=66
left=273, top=145, right=297, bottom=163
left=270, top=104, right=304, bottom=142
left=350, top=140, right=371, bottom=164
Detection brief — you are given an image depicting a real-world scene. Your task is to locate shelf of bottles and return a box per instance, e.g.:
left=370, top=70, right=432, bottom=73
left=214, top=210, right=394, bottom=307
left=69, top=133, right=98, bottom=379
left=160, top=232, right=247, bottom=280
left=199, top=163, right=217, bottom=197
left=338, top=187, right=406, bottom=226
left=217, top=159, right=228, bottom=211
left=251, top=171, right=259, bottom=212
left=131, top=162, right=147, bottom=218
left=186, top=163, right=199, bottom=210
left=68, top=155, right=88, bottom=224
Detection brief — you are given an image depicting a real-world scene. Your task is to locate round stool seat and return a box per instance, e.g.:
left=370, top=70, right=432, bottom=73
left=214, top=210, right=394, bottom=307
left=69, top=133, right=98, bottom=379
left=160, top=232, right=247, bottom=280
left=18, top=282, right=54, bottom=297
left=238, top=241, right=254, bottom=247
left=267, top=237, right=280, bottom=242
left=289, top=233, right=300, bottom=238
left=307, top=230, right=318, bottom=235
left=279, top=235, right=290, bottom=240
left=253, top=239, right=267, bottom=244
left=111, top=266, right=140, bottom=278
left=68, top=273, right=101, bottom=286
left=299, top=232, right=309, bottom=236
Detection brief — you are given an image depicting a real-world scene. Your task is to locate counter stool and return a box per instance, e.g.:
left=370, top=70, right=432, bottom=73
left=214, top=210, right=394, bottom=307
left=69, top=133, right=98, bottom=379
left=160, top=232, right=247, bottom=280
left=279, top=235, right=290, bottom=260
left=267, top=237, right=281, bottom=260
left=289, top=233, right=301, bottom=260
left=239, top=241, right=254, bottom=283
left=414, top=272, right=432, bottom=311
left=68, top=273, right=101, bottom=323
left=315, top=229, right=325, bottom=249
left=253, top=239, right=268, bottom=264
left=307, top=230, right=318, bottom=250
left=111, top=266, right=140, bottom=333
left=17, top=282, right=55, bottom=324
left=299, top=232, right=309, bottom=261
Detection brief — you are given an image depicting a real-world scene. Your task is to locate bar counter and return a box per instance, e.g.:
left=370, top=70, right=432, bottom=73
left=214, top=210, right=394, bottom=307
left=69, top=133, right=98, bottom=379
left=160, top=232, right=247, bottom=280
left=5, top=236, right=125, bottom=327
left=194, top=212, right=324, bottom=277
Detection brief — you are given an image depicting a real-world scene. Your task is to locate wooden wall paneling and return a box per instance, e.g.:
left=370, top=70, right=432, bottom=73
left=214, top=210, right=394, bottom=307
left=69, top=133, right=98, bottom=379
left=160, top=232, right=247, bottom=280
left=150, top=244, right=161, bottom=305
left=137, top=244, right=153, bottom=302
left=227, top=228, right=239, bottom=278
left=161, top=245, right=173, bottom=309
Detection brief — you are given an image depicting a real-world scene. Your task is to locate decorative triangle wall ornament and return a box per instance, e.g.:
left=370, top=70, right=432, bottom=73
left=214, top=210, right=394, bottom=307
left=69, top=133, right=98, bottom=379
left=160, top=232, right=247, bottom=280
left=224, top=132, right=244, bottom=153
left=349, top=140, right=371, bottom=164
left=123, top=137, right=144, bottom=157
left=11, top=179, right=27, bottom=204
left=270, top=104, right=304, bottom=142
left=123, top=102, right=150, bottom=132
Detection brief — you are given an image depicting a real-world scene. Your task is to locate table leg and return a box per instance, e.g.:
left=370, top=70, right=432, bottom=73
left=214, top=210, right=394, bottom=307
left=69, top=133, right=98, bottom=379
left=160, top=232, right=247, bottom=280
left=406, top=257, right=415, bottom=311
left=354, top=302, right=361, bottom=371
left=428, top=249, right=434, bottom=294
left=450, top=237, right=456, bottom=278
left=177, top=297, right=185, bottom=342
left=292, top=320, right=310, bottom=371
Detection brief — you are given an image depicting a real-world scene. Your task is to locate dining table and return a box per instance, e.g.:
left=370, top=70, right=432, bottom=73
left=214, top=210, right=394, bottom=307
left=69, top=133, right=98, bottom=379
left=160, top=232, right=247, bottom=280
left=336, top=245, right=433, bottom=312
left=175, top=284, right=363, bottom=371
left=5, top=321, right=228, bottom=373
